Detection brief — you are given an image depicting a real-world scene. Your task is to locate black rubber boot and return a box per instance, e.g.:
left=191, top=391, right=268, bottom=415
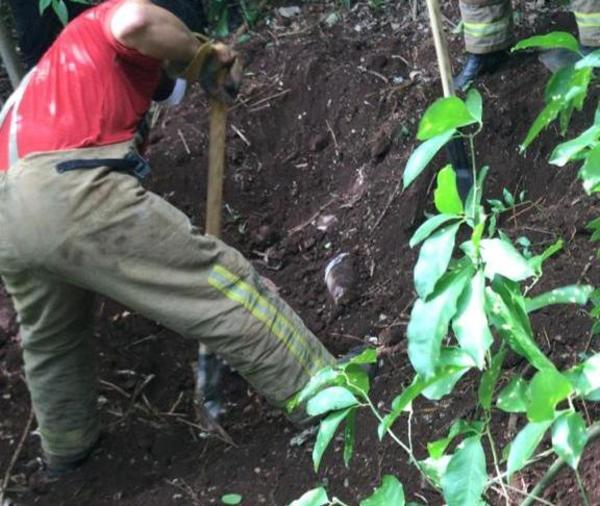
left=453, top=51, right=508, bottom=90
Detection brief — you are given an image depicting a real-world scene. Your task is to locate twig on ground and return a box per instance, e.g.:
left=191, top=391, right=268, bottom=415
left=231, top=124, right=251, bottom=146
left=506, top=197, right=545, bottom=224
left=371, top=178, right=403, bottom=233
left=164, top=478, right=202, bottom=506
left=175, top=417, right=237, bottom=447
left=578, top=255, right=594, bottom=284
left=177, top=129, right=191, bottom=155
left=288, top=197, right=337, bottom=235
left=125, top=334, right=158, bottom=349
left=168, top=391, right=185, bottom=415
left=358, top=65, right=389, bottom=84
left=326, top=120, right=339, bottom=156
left=247, top=88, right=290, bottom=110
left=100, top=379, right=131, bottom=399
left=0, top=407, right=34, bottom=505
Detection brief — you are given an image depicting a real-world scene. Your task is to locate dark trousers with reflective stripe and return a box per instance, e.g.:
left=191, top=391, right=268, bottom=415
left=0, top=142, right=335, bottom=462
left=459, top=0, right=600, bottom=54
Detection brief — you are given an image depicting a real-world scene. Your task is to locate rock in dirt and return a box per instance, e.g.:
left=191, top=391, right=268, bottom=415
left=324, top=253, right=356, bottom=305
left=309, top=133, right=329, bottom=153
left=278, top=6, right=300, bottom=18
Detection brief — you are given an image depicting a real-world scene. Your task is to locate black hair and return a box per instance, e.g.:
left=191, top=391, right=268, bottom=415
left=150, top=0, right=204, bottom=33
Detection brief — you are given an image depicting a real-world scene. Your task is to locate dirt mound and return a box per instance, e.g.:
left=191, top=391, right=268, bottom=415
left=2, top=2, right=600, bottom=505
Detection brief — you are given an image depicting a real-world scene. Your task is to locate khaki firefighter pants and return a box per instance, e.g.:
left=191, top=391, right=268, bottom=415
left=459, top=0, right=600, bottom=53
left=0, top=142, right=335, bottom=463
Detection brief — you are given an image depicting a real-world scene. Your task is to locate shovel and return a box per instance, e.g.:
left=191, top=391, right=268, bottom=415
left=194, top=65, right=241, bottom=445
left=425, top=0, right=473, bottom=200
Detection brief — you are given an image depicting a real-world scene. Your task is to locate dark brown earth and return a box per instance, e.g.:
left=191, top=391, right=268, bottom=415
left=2, top=1, right=600, bottom=505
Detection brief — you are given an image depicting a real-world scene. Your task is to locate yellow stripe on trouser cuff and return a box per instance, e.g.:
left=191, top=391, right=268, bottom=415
left=464, top=16, right=510, bottom=37
left=575, top=12, right=600, bottom=27
left=208, top=265, right=325, bottom=376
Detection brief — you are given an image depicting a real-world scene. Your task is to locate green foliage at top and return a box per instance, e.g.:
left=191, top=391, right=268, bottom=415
left=39, top=0, right=91, bottom=25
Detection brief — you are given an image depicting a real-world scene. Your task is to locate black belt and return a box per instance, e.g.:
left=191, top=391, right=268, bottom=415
left=55, top=151, right=151, bottom=180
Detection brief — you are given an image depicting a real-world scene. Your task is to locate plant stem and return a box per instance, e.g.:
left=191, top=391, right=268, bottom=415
left=575, top=468, right=590, bottom=506
left=362, top=397, right=439, bottom=489
left=486, top=424, right=509, bottom=506
left=520, top=422, right=600, bottom=506
left=468, top=134, right=478, bottom=219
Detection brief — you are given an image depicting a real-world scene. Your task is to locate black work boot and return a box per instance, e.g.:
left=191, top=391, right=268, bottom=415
left=454, top=50, right=508, bottom=90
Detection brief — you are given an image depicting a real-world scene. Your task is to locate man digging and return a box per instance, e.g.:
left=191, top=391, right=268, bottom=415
left=0, top=0, right=335, bottom=476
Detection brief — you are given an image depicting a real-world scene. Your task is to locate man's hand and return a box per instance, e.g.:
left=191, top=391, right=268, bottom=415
left=183, top=40, right=242, bottom=104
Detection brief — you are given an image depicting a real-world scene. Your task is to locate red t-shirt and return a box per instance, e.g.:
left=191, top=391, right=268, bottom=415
left=0, top=0, right=162, bottom=171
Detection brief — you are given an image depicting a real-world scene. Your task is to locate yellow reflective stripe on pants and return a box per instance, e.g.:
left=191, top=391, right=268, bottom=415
left=208, top=264, right=325, bottom=376
left=463, top=16, right=511, bottom=37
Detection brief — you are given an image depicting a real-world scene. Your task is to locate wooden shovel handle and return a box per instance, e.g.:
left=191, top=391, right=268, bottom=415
left=425, top=0, right=455, bottom=98
left=205, top=99, right=228, bottom=237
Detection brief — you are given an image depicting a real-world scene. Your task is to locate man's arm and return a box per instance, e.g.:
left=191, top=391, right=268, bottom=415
left=110, top=0, right=199, bottom=63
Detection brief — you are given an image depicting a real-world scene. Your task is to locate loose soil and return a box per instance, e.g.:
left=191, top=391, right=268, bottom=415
left=2, top=1, right=600, bottom=505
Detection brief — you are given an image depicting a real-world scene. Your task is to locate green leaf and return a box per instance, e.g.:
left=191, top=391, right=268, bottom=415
left=549, top=125, right=600, bottom=166
left=507, top=421, right=552, bottom=477
left=579, top=144, right=600, bottom=194
left=379, top=365, right=468, bottom=439
left=421, top=348, right=475, bottom=400
left=521, top=100, right=563, bottom=151
left=525, top=285, right=593, bottom=313
left=497, top=377, right=529, bottom=413
left=434, top=165, right=464, bottom=215
left=306, top=387, right=359, bottom=417
left=360, top=475, right=405, bottom=506
left=410, top=214, right=460, bottom=248
left=344, top=364, right=370, bottom=397
left=404, top=129, right=456, bottom=189
left=465, top=89, right=483, bottom=124
left=575, top=49, right=600, bottom=69
left=39, top=0, right=52, bottom=14
left=414, top=222, right=461, bottom=299
left=289, top=487, right=329, bottom=506
left=343, top=408, right=357, bottom=467
left=528, top=239, right=564, bottom=275
left=441, top=437, right=487, bottom=506
left=480, top=239, right=535, bottom=282
left=345, top=347, right=377, bottom=365
left=408, top=266, right=473, bottom=377
left=313, top=408, right=352, bottom=472
left=478, top=346, right=507, bottom=410
left=552, top=411, right=588, bottom=469
left=428, top=419, right=484, bottom=459
left=486, top=279, right=555, bottom=372
left=452, top=271, right=493, bottom=369
left=293, top=368, right=344, bottom=409
left=417, top=97, right=478, bottom=141
left=566, top=353, right=600, bottom=397
left=419, top=456, right=452, bottom=488
left=512, top=31, right=580, bottom=53
left=527, top=370, right=573, bottom=422
left=222, top=494, right=243, bottom=505
left=53, top=0, right=69, bottom=25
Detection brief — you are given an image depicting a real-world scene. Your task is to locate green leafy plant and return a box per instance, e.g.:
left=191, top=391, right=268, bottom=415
left=512, top=32, right=599, bottom=151
left=291, top=94, right=598, bottom=506
left=38, top=0, right=91, bottom=26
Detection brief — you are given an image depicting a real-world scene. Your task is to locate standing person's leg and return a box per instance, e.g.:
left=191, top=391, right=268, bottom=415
left=1, top=273, right=98, bottom=470
left=572, top=0, right=600, bottom=48
left=3, top=143, right=336, bottom=464
left=454, top=0, right=513, bottom=88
